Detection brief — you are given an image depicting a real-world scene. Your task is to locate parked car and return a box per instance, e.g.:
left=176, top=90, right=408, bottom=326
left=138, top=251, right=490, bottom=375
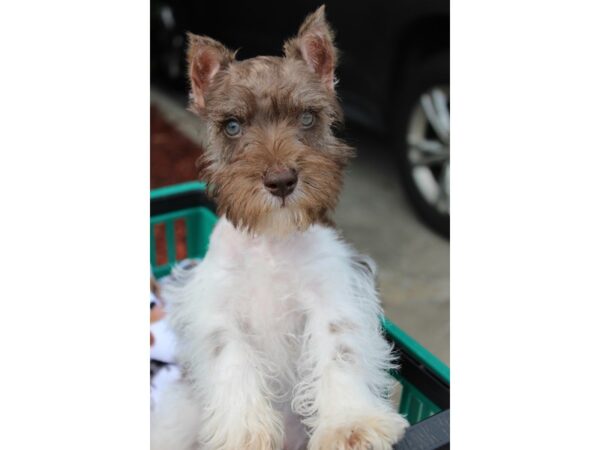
left=151, top=0, right=449, bottom=237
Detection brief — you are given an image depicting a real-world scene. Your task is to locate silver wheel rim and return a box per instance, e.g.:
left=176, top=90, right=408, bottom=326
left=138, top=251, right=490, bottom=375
left=406, top=85, right=450, bottom=215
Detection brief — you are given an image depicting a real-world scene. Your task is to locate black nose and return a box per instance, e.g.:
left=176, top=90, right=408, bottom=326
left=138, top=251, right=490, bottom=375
left=264, top=167, right=298, bottom=199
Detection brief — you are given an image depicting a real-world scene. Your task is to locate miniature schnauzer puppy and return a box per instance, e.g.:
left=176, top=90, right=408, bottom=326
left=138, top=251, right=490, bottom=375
left=151, top=6, right=409, bottom=450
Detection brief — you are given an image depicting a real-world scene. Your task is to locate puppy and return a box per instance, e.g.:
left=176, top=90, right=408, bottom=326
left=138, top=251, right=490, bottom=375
left=151, top=6, right=409, bottom=450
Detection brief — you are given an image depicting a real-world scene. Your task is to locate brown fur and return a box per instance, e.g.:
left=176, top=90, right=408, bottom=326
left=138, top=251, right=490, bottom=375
left=310, top=416, right=402, bottom=450
left=328, top=319, right=359, bottom=334
left=206, top=328, right=228, bottom=358
left=335, top=344, right=355, bottom=364
left=188, top=6, right=353, bottom=235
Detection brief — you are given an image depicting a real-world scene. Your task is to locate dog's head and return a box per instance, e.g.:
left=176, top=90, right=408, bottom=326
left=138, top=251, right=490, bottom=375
left=187, top=6, right=353, bottom=235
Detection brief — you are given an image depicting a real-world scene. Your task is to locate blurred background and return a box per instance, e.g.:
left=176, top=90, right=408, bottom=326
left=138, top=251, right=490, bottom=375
left=150, top=0, right=449, bottom=363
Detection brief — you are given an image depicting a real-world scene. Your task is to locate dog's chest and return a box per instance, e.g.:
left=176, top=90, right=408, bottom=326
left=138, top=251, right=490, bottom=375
left=208, top=219, right=338, bottom=342
left=226, top=235, right=312, bottom=336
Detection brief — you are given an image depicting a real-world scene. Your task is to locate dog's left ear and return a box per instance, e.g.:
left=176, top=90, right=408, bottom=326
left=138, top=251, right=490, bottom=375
left=284, top=5, right=337, bottom=91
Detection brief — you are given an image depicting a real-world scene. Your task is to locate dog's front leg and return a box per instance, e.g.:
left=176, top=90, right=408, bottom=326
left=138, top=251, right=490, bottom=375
left=293, top=266, right=409, bottom=450
left=189, top=326, right=284, bottom=450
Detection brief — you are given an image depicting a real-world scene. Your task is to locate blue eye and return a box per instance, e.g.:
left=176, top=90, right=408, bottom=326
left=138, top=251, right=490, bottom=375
left=224, top=119, right=241, bottom=137
left=300, top=111, right=315, bottom=128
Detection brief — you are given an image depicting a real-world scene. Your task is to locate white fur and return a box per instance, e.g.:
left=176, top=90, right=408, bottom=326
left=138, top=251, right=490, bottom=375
left=151, top=217, right=409, bottom=450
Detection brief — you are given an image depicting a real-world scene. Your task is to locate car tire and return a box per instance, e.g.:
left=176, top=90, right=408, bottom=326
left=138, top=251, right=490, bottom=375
left=395, top=51, right=450, bottom=238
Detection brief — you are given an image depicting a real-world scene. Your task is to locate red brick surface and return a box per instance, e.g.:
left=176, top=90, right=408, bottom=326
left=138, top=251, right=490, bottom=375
left=150, top=106, right=203, bottom=188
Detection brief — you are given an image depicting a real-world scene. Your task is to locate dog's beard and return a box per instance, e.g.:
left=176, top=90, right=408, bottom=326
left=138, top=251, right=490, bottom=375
left=253, top=204, right=312, bottom=236
left=205, top=151, right=347, bottom=236
left=220, top=192, right=318, bottom=237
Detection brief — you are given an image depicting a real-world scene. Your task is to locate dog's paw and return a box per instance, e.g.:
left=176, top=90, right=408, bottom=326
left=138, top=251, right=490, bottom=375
left=239, top=426, right=281, bottom=450
left=308, top=412, right=409, bottom=450
left=200, top=424, right=282, bottom=450
left=199, top=400, right=283, bottom=450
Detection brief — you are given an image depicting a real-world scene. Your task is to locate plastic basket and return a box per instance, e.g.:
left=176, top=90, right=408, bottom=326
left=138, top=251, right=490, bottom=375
left=150, top=182, right=450, bottom=434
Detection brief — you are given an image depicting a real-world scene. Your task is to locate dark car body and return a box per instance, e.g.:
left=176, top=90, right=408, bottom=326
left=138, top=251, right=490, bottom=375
left=151, top=0, right=449, bottom=135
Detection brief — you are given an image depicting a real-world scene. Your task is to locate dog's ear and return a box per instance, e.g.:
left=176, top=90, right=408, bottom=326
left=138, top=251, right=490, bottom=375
left=187, top=33, right=235, bottom=110
left=284, top=5, right=337, bottom=91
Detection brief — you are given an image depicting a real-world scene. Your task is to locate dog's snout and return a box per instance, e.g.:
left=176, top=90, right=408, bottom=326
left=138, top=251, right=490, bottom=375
left=264, top=167, right=298, bottom=199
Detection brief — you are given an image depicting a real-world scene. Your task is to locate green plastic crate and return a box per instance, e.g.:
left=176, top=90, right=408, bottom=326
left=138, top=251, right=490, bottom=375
left=150, top=181, right=449, bottom=425
left=151, top=182, right=218, bottom=278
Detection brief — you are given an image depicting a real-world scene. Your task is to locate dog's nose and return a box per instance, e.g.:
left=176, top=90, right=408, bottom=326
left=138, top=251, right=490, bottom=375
left=264, top=167, right=298, bottom=199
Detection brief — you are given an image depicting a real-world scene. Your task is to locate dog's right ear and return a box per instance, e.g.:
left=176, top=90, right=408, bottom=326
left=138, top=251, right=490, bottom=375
left=187, top=33, right=235, bottom=111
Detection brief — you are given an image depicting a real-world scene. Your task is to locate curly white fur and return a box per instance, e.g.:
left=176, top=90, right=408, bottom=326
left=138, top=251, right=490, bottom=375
left=151, top=218, right=409, bottom=450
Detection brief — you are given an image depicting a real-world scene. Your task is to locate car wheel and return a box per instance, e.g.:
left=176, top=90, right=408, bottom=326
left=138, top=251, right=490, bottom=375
left=395, top=52, right=450, bottom=237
